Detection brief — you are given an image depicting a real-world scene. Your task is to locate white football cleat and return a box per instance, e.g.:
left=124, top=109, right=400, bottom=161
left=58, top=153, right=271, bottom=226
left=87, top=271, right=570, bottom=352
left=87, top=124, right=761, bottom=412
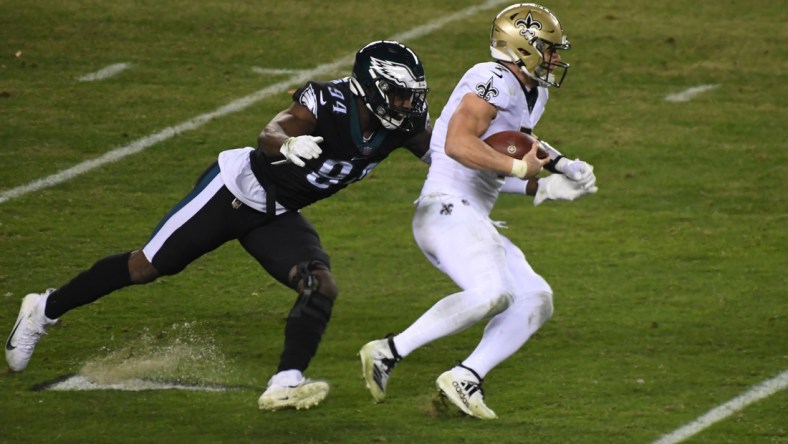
left=258, top=370, right=329, bottom=411
left=359, top=337, right=401, bottom=402
left=6, top=289, right=58, bottom=372
left=436, top=366, right=498, bottom=419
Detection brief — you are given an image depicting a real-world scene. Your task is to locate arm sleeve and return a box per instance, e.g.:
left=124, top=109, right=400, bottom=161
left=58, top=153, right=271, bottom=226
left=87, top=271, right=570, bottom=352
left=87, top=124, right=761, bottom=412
left=501, top=176, right=528, bottom=194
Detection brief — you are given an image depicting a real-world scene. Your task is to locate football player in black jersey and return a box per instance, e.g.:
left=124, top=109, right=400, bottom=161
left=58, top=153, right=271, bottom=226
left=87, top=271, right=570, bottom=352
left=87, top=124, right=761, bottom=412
left=5, top=40, right=431, bottom=411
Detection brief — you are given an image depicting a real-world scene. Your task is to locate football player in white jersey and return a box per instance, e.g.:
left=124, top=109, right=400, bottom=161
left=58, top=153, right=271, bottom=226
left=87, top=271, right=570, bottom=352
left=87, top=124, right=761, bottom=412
left=360, top=4, right=598, bottom=419
left=5, top=41, right=431, bottom=412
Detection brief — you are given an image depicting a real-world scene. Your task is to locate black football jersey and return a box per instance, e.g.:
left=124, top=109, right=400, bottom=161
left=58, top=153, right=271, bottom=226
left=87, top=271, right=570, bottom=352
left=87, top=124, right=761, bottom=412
left=251, top=78, right=429, bottom=210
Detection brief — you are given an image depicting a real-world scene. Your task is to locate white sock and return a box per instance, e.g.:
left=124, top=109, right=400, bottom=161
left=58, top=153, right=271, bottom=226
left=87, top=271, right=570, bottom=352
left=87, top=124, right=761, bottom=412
left=268, top=369, right=304, bottom=387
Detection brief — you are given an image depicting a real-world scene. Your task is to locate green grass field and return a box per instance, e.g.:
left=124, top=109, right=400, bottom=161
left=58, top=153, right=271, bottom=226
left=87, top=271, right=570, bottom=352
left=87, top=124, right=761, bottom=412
left=1, top=0, right=786, bottom=442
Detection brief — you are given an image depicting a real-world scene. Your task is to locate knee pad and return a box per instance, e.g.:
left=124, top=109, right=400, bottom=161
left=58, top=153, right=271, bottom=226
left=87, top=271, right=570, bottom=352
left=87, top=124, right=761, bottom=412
left=289, top=260, right=338, bottom=300
left=279, top=261, right=336, bottom=372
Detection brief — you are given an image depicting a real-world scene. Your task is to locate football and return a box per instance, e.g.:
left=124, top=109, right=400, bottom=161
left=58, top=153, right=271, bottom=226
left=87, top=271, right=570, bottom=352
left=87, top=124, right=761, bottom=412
left=484, top=131, right=549, bottom=159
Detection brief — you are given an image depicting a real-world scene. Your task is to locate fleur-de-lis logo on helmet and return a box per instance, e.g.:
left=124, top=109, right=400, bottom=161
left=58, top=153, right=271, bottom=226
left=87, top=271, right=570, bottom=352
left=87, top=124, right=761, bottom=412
left=514, top=12, right=542, bottom=37
left=490, top=4, right=571, bottom=88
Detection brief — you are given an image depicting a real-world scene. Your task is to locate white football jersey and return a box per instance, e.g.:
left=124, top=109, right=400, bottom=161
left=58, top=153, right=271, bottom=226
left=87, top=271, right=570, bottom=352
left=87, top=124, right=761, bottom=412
left=420, top=62, right=548, bottom=214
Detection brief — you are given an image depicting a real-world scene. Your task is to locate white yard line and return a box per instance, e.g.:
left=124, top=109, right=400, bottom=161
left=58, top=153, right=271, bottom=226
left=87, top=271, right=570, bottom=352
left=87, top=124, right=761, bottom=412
left=251, top=67, right=304, bottom=75
left=1, top=0, right=510, bottom=206
left=77, top=63, right=132, bottom=81
left=652, top=369, right=788, bottom=444
left=664, top=84, right=720, bottom=102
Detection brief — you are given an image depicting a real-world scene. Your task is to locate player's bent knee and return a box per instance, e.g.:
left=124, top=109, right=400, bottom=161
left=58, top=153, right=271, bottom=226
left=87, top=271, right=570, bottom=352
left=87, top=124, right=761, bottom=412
left=289, top=260, right=338, bottom=300
left=528, top=291, right=554, bottom=328
left=541, top=291, right=554, bottom=322
left=493, top=290, right=515, bottom=315
left=469, top=286, right=514, bottom=319
left=312, top=269, right=338, bottom=300
left=128, top=250, right=159, bottom=284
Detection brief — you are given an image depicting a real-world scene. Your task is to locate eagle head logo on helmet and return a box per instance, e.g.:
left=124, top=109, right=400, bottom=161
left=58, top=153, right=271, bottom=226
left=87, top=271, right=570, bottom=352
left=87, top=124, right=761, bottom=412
left=349, top=40, right=429, bottom=132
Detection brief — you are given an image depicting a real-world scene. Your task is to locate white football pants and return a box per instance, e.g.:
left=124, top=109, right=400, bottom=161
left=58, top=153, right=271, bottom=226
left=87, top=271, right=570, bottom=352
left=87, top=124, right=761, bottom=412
left=395, top=193, right=553, bottom=378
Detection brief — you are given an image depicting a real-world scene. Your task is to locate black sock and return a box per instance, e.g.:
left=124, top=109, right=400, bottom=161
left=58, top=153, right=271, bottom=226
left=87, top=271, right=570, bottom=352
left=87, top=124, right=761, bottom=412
left=277, top=291, right=334, bottom=373
left=44, top=252, right=133, bottom=319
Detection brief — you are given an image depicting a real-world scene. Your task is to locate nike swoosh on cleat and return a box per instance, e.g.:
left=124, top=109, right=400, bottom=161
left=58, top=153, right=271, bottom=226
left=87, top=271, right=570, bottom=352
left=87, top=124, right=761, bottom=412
left=5, top=318, right=23, bottom=350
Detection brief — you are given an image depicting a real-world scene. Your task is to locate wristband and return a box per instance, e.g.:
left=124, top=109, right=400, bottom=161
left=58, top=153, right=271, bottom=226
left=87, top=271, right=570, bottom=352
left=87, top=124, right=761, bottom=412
left=545, top=155, right=565, bottom=174
left=510, top=159, right=528, bottom=179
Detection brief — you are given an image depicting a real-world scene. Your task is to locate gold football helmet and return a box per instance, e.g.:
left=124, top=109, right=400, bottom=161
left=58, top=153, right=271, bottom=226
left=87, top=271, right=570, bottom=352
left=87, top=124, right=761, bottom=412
left=490, top=3, right=571, bottom=88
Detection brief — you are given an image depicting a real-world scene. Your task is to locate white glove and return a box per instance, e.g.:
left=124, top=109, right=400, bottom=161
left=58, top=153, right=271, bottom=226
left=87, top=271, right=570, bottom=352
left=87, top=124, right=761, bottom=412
left=555, top=157, right=596, bottom=189
left=534, top=174, right=598, bottom=206
left=279, top=135, right=323, bottom=167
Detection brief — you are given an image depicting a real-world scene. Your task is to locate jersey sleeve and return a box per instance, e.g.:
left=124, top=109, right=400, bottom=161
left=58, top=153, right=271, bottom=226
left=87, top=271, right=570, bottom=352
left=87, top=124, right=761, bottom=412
left=292, top=82, right=320, bottom=119
left=460, top=63, right=513, bottom=111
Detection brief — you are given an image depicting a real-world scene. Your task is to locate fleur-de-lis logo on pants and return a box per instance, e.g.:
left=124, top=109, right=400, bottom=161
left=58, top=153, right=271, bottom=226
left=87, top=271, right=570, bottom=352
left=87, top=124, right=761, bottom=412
left=476, top=77, right=499, bottom=101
